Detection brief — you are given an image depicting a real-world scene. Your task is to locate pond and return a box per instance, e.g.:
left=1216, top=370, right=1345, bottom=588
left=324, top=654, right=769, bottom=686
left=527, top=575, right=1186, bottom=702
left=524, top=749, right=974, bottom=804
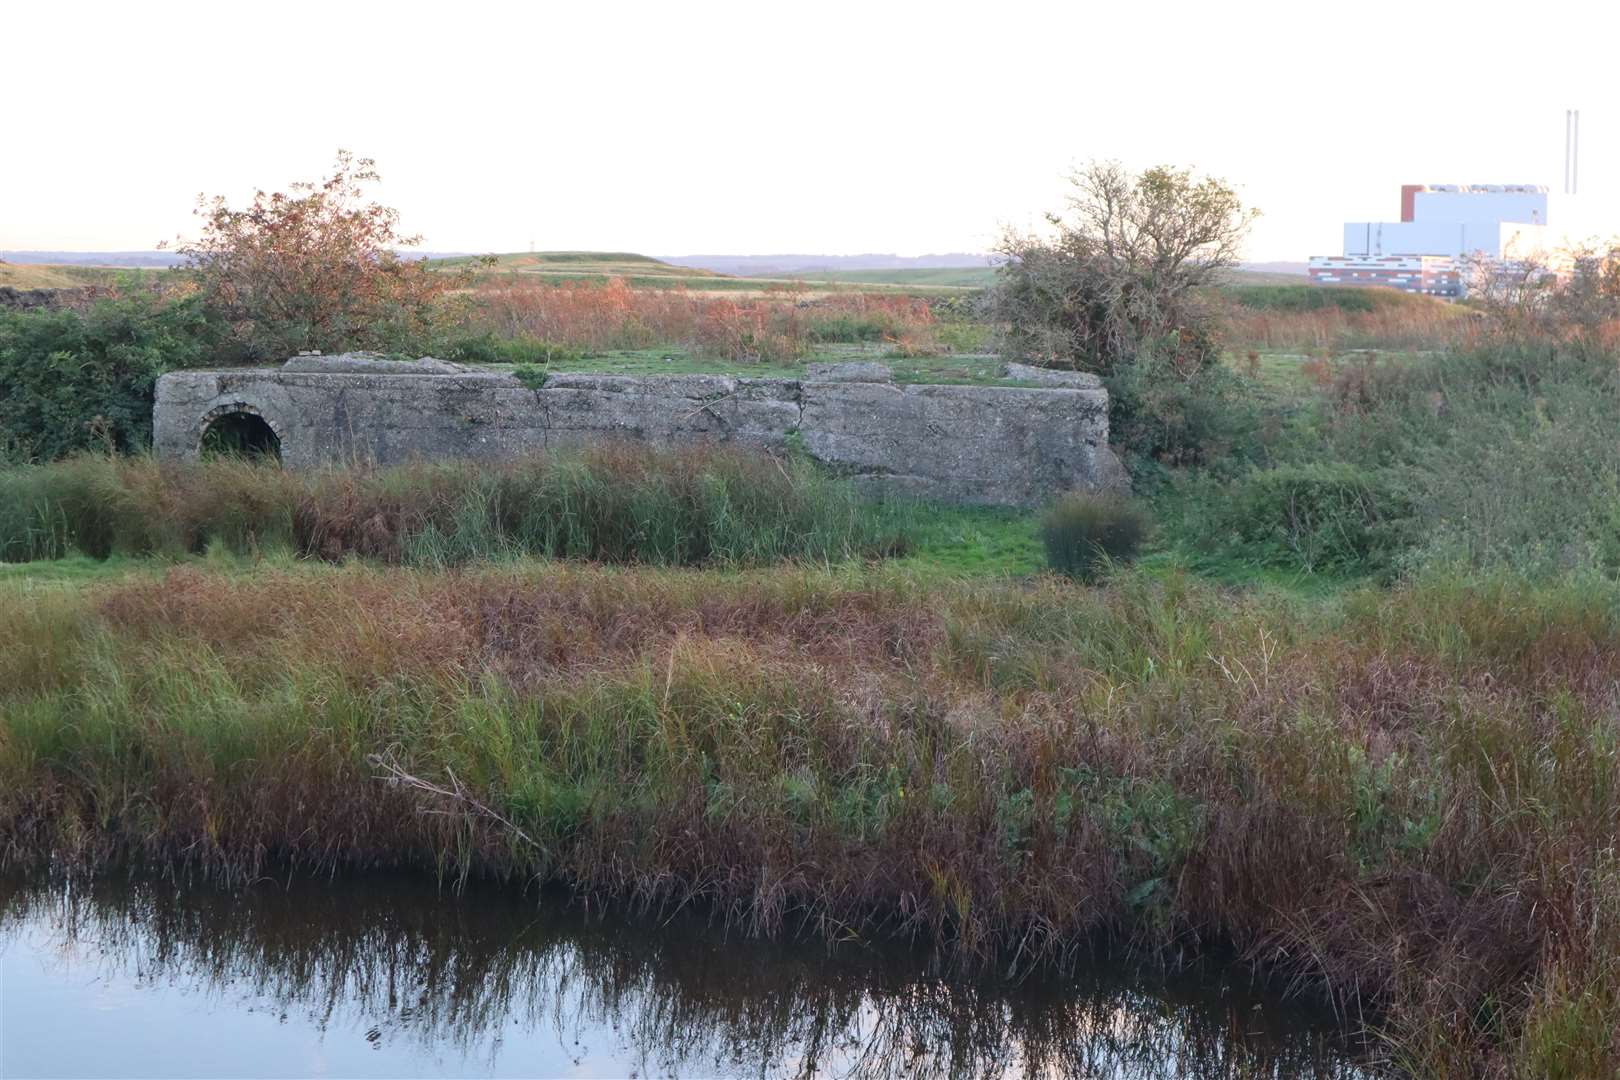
left=0, top=876, right=1375, bottom=1079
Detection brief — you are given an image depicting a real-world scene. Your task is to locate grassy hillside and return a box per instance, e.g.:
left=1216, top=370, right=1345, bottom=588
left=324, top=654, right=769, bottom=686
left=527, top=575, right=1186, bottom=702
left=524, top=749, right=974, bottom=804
left=770, top=266, right=997, bottom=288
left=0, top=263, right=165, bottom=290
left=432, top=251, right=723, bottom=279
left=428, top=251, right=752, bottom=290
left=429, top=251, right=975, bottom=295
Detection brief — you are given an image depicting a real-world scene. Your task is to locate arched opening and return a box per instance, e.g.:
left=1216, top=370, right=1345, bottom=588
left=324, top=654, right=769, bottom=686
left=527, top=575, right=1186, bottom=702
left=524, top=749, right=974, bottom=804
left=200, top=410, right=282, bottom=461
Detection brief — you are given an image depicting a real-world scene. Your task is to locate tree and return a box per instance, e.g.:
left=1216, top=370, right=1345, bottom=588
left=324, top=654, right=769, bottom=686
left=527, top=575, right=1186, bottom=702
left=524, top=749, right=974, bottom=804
left=985, top=162, right=1257, bottom=376
left=167, top=151, right=450, bottom=361
left=1465, top=240, right=1620, bottom=349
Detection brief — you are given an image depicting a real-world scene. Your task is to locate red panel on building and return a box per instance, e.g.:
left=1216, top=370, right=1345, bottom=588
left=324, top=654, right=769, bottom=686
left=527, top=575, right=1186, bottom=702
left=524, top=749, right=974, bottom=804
left=1400, top=185, right=1426, bottom=223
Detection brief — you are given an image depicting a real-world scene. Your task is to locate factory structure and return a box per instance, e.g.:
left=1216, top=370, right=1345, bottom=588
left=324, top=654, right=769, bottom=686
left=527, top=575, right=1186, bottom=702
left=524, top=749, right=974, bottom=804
left=1308, top=184, right=1550, bottom=297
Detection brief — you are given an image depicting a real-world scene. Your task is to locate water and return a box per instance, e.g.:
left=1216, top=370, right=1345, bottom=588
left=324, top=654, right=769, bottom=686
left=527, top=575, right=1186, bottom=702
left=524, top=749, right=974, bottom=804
left=0, top=876, right=1373, bottom=1079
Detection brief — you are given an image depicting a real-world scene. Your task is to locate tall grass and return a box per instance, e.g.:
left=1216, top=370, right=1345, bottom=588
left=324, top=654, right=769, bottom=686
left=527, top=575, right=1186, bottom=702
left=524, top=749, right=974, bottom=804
left=2, top=564, right=1619, bottom=1074
left=1216, top=286, right=1474, bottom=352
left=0, top=448, right=915, bottom=567
left=1168, top=342, right=1620, bottom=581
left=453, top=278, right=941, bottom=362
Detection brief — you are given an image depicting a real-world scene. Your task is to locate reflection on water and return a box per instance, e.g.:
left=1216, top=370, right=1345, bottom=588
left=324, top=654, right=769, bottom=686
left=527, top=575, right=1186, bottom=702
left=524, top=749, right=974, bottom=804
left=0, top=876, right=1375, bottom=1079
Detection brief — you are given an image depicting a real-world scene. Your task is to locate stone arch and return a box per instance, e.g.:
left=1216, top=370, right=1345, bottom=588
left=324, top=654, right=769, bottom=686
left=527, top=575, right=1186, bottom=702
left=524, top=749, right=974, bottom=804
left=197, top=402, right=284, bottom=461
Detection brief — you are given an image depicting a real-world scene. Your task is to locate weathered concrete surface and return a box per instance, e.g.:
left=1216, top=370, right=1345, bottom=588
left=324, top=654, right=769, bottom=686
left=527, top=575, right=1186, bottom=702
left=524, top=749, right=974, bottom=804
left=1001, top=362, right=1105, bottom=389
left=805, top=361, right=894, bottom=383
left=154, top=355, right=1124, bottom=506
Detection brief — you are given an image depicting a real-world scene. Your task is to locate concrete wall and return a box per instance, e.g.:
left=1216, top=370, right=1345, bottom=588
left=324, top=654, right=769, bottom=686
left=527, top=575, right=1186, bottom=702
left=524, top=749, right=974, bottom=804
left=1342, top=219, right=1548, bottom=260
left=153, top=357, right=1124, bottom=507
left=1411, top=188, right=1547, bottom=227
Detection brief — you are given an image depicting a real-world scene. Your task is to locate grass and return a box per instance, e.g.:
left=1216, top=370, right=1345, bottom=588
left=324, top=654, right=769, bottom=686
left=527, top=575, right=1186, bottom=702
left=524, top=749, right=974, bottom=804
left=0, top=262, right=169, bottom=290
left=0, top=448, right=917, bottom=569
left=773, top=267, right=998, bottom=289
left=890, top=505, right=1045, bottom=577
left=3, top=561, right=1619, bottom=1075
left=480, top=344, right=1013, bottom=384
left=425, top=252, right=974, bottom=296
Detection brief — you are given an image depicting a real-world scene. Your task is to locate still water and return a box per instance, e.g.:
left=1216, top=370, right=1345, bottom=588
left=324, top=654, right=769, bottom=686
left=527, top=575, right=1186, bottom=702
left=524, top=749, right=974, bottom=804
left=0, top=876, right=1373, bottom=1079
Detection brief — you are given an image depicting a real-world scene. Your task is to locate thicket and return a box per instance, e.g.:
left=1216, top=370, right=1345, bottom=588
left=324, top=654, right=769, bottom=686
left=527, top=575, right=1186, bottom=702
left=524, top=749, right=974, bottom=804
left=1166, top=343, right=1620, bottom=581
left=0, top=294, right=219, bottom=463
left=0, top=447, right=913, bottom=568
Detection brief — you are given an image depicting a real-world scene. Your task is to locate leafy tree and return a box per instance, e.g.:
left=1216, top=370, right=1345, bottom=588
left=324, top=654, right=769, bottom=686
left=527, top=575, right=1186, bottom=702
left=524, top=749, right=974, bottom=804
left=167, top=151, right=450, bottom=360
left=986, top=162, right=1257, bottom=376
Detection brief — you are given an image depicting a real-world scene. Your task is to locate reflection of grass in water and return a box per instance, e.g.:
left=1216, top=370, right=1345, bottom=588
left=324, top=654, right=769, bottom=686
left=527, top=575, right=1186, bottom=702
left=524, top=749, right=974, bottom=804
left=0, top=876, right=1369, bottom=1079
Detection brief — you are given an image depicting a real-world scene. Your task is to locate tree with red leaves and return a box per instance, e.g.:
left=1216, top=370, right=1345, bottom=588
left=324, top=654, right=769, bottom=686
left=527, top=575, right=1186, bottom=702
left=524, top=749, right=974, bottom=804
left=168, top=151, right=450, bottom=361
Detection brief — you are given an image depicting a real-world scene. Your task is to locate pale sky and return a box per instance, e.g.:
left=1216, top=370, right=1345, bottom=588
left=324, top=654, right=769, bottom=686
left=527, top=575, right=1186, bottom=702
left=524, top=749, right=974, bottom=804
left=5, top=0, right=1616, bottom=262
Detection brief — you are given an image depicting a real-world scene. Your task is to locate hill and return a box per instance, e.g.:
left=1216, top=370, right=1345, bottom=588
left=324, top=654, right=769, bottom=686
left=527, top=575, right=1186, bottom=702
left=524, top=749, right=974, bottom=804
left=663, top=253, right=999, bottom=277
left=0, top=251, right=186, bottom=269
left=432, top=251, right=722, bottom=279
left=779, top=266, right=997, bottom=288
left=0, top=262, right=167, bottom=289
left=426, top=252, right=976, bottom=295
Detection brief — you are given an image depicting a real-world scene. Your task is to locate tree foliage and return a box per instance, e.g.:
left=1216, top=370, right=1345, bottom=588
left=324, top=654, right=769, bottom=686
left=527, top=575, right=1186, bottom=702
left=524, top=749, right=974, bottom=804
left=169, top=151, right=450, bottom=360
left=986, top=162, right=1257, bottom=375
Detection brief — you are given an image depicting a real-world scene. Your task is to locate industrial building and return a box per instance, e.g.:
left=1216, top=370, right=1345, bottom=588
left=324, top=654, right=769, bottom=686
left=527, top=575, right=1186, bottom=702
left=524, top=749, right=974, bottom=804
left=1308, top=184, right=1549, bottom=296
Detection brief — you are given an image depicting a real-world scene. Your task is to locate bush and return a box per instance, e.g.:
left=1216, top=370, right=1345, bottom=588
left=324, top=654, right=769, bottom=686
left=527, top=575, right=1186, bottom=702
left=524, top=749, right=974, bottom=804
left=1040, top=493, right=1149, bottom=581
left=0, top=295, right=218, bottom=462
left=1105, top=350, right=1263, bottom=481
left=986, top=162, right=1255, bottom=376
left=1204, top=462, right=1416, bottom=576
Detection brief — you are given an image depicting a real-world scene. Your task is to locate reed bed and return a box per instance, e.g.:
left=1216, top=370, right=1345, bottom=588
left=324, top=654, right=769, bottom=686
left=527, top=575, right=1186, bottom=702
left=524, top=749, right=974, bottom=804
left=2, top=563, right=1617, bottom=1075
left=0, top=447, right=915, bottom=567
left=455, top=278, right=942, bottom=362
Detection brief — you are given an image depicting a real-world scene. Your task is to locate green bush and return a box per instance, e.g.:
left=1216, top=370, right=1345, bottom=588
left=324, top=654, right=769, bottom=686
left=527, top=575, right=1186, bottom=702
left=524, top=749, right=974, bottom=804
left=1105, top=349, right=1263, bottom=482
left=1040, top=493, right=1150, bottom=581
left=1206, top=462, right=1417, bottom=576
left=0, top=296, right=219, bottom=462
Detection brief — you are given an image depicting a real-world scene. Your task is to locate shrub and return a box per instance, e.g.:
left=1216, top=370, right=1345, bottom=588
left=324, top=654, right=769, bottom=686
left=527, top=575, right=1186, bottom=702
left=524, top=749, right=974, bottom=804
left=0, top=295, right=218, bottom=462
left=1040, top=493, right=1149, bottom=580
left=1206, top=462, right=1417, bottom=576
left=1104, top=350, right=1263, bottom=481
left=986, top=162, right=1256, bottom=376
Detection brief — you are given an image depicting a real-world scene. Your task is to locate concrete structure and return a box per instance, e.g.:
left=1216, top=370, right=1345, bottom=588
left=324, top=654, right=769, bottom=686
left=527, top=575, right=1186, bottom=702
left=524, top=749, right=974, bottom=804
left=153, top=356, right=1125, bottom=507
left=1305, top=254, right=1462, bottom=295
left=1310, top=184, right=1550, bottom=296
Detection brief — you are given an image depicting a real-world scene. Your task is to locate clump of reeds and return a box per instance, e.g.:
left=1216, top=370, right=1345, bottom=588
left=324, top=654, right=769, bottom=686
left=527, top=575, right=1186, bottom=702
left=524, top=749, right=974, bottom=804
left=0, top=447, right=915, bottom=568
left=1039, top=493, right=1149, bottom=581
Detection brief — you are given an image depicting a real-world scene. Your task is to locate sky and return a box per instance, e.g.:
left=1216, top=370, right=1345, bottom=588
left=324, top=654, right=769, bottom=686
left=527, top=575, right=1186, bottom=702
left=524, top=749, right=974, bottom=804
left=4, top=0, right=1617, bottom=262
